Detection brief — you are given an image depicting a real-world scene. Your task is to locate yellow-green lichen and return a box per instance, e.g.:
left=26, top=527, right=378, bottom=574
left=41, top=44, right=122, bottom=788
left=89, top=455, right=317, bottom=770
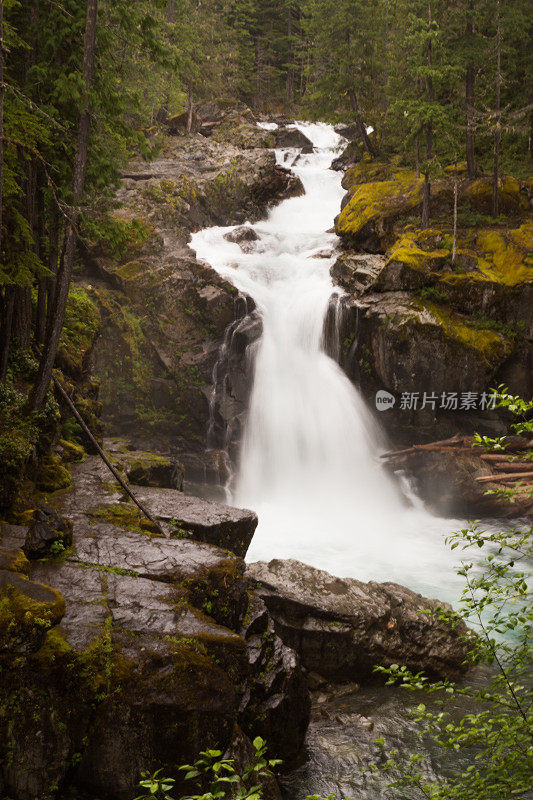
left=337, top=168, right=424, bottom=239
left=418, top=301, right=512, bottom=364
left=475, top=227, right=533, bottom=285
left=386, top=231, right=450, bottom=270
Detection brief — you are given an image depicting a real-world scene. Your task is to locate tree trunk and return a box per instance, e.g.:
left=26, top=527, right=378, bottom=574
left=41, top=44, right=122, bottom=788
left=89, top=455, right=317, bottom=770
left=422, top=0, right=433, bottom=227
left=465, top=1, right=476, bottom=178
left=452, top=158, right=458, bottom=264
left=30, top=0, right=99, bottom=410
left=285, top=3, right=294, bottom=105
left=422, top=172, right=430, bottom=228
left=12, top=286, right=32, bottom=348
left=492, top=0, right=501, bottom=218
left=187, top=80, right=194, bottom=133
left=0, top=0, right=4, bottom=257
left=415, top=133, right=420, bottom=178
left=35, top=181, right=46, bottom=344
left=348, top=88, right=377, bottom=156
left=0, top=287, right=14, bottom=382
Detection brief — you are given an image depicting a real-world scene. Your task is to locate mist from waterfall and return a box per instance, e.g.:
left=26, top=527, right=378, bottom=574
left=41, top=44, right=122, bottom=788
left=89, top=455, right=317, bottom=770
left=191, top=122, right=464, bottom=602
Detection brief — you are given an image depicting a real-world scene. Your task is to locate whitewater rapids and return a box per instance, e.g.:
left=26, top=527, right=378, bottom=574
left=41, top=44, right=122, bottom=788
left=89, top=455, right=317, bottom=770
left=191, top=122, right=466, bottom=603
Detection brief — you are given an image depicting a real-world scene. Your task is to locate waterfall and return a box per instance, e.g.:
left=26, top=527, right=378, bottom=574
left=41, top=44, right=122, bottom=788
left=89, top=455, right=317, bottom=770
left=191, top=122, right=463, bottom=601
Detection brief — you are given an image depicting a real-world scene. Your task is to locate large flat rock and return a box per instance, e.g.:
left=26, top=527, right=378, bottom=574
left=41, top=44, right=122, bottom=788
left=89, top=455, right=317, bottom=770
left=247, top=559, right=469, bottom=681
left=129, top=485, right=258, bottom=557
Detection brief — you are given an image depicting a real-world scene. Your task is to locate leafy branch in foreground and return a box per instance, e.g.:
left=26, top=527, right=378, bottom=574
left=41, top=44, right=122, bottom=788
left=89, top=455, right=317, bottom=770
left=369, top=519, right=533, bottom=800
left=134, top=737, right=281, bottom=800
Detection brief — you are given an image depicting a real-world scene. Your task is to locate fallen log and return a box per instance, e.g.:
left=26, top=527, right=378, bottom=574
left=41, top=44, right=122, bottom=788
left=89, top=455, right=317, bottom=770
left=476, top=471, right=533, bottom=483
left=493, top=461, right=533, bottom=472
left=380, top=434, right=464, bottom=459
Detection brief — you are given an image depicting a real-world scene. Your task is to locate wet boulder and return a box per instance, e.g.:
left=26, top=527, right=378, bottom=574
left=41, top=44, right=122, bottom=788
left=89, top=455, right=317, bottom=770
left=239, top=594, right=310, bottom=764
left=122, top=450, right=185, bottom=490
left=246, top=559, right=470, bottom=681
left=23, top=506, right=73, bottom=559
left=224, top=225, right=260, bottom=252
left=275, top=127, right=314, bottom=151
left=0, top=570, right=66, bottom=655
left=126, top=486, right=258, bottom=559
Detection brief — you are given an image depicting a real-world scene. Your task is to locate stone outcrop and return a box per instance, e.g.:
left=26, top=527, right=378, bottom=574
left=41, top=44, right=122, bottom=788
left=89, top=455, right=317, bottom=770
left=0, top=457, right=298, bottom=800
left=247, top=559, right=470, bottom=682
left=81, top=113, right=303, bottom=481
left=274, top=126, right=313, bottom=151
left=239, top=594, right=310, bottom=765
left=329, top=155, right=532, bottom=449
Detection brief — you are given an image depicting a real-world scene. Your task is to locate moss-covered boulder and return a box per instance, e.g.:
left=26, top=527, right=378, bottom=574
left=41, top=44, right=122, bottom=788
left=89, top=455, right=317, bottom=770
left=0, top=571, right=65, bottom=655
left=463, top=176, right=529, bottom=216
left=23, top=506, right=73, bottom=559
left=57, top=286, right=101, bottom=378
left=0, top=548, right=30, bottom=575
left=365, top=294, right=513, bottom=395
left=34, top=455, right=72, bottom=493
left=120, top=450, right=185, bottom=490
left=335, top=159, right=452, bottom=252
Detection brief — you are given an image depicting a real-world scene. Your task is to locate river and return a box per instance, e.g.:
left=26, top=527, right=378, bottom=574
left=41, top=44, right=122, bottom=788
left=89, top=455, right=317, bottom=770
left=191, top=121, right=465, bottom=603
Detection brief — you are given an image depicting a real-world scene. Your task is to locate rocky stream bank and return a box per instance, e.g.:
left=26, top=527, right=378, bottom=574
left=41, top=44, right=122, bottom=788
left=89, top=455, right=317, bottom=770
left=0, top=104, right=531, bottom=800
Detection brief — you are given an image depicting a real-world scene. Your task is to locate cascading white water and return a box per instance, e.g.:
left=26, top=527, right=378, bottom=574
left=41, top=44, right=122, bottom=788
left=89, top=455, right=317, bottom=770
left=191, top=122, right=464, bottom=601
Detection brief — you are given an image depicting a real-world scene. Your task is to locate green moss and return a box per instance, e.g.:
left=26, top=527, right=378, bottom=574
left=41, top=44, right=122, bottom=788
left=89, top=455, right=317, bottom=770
left=35, top=456, right=72, bottom=493
left=0, top=548, right=30, bottom=575
left=387, top=231, right=450, bottom=270
left=59, top=439, right=85, bottom=463
left=83, top=214, right=154, bottom=260
left=0, top=577, right=65, bottom=651
left=476, top=227, right=533, bottom=285
left=337, top=167, right=423, bottom=239
left=463, top=176, right=528, bottom=215
left=418, top=300, right=513, bottom=364
left=86, top=503, right=161, bottom=535
left=58, top=286, right=100, bottom=375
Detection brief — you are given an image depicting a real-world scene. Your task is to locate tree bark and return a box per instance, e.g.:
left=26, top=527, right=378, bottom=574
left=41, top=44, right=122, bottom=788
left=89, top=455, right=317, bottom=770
left=0, top=287, right=14, bottom=382
left=465, top=0, right=476, bottom=178
left=30, top=0, right=99, bottom=410
left=285, top=2, right=294, bottom=105
left=492, top=0, right=501, bottom=218
left=187, top=79, right=194, bottom=133
left=11, top=286, right=32, bottom=348
left=422, top=0, right=433, bottom=228
left=0, top=0, right=4, bottom=257
left=452, top=158, right=458, bottom=264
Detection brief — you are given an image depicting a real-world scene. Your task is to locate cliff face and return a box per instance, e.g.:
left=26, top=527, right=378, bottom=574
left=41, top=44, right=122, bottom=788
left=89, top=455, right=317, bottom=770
left=329, top=156, right=532, bottom=446
left=83, top=105, right=302, bottom=483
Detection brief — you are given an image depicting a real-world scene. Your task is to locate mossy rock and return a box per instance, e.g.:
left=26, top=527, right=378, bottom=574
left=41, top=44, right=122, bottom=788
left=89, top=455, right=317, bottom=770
left=58, top=438, right=85, bottom=463
left=86, top=502, right=161, bottom=536
left=475, top=224, right=533, bottom=286
left=360, top=293, right=514, bottom=397
left=0, top=570, right=66, bottom=654
left=35, top=456, right=72, bottom=493
left=336, top=162, right=453, bottom=252
left=57, top=286, right=101, bottom=377
left=374, top=231, right=451, bottom=292
left=125, top=451, right=185, bottom=490
left=462, top=176, right=529, bottom=216
left=0, top=548, right=30, bottom=575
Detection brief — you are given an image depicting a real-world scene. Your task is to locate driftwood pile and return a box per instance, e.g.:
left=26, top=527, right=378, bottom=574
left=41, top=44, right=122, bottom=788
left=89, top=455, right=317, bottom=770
left=381, top=433, right=533, bottom=495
